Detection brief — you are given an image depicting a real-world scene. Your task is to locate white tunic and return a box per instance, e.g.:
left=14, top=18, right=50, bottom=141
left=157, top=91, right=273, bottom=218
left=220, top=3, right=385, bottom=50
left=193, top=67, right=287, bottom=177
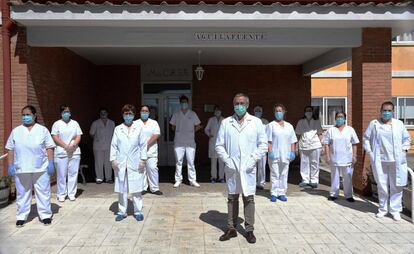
left=295, top=118, right=323, bottom=150
left=170, top=109, right=201, bottom=146
left=5, top=124, right=56, bottom=173
left=110, top=123, right=148, bottom=193
left=323, top=125, right=360, bottom=166
left=89, top=118, right=115, bottom=151
left=215, top=113, right=268, bottom=196
left=204, top=116, right=224, bottom=158
left=135, top=118, right=161, bottom=158
left=267, top=121, right=297, bottom=163
left=51, top=119, right=83, bottom=158
left=378, top=124, right=395, bottom=162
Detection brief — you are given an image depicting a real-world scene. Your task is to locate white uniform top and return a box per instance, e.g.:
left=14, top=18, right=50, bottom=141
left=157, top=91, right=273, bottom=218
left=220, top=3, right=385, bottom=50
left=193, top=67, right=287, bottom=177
left=51, top=119, right=83, bottom=158
left=378, top=124, right=395, bottom=162
left=135, top=118, right=161, bottom=158
left=295, top=118, right=323, bottom=150
left=204, top=116, right=224, bottom=158
left=267, top=121, right=297, bottom=163
left=170, top=109, right=201, bottom=146
left=6, top=124, right=56, bottom=174
left=89, top=118, right=115, bottom=151
left=323, top=125, right=360, bottom=166
left=260, top=118, right=269, bottom=125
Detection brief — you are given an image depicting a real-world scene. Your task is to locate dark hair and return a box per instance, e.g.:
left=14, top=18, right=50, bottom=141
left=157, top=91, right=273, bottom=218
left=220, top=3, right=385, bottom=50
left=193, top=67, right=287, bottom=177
left=302, top=105, right=317, bottom=120
left=60, top=104, right=70, bottom=113
left=179, top=95, right=189, bottom=103
left=213, top=105, right=220, bottom=111
left=22, top=105, right=38, bottom=123
left=381, top=101, right=394, bottom=111
left=122, top=104, right=136, bottom=114
left=99, top=107, right=108, bottom=113
left=273, top=103, right=286, bottom=112
left=335, top=111, right=347, bottom=119
left=140, top=105, right=150, bottom=111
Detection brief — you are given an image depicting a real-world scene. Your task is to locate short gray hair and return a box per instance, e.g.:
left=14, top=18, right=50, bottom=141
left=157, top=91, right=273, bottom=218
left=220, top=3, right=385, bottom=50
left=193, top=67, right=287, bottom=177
left=233, top=93, right=250, bottom=104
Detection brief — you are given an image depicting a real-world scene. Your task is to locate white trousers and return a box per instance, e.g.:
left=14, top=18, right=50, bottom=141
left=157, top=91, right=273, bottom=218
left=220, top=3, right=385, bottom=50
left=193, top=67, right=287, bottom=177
left=330, top=165, right=354, bottom=198
left=211, top=157, right=225, bottom=180
left=143, top=157, right=160, bottom=192
left=56, top=155, right=81, bottom=199
left=257, top=155, right=267, bottom=186
left=174, top=145, right=196, bottom=183
left=376, top=162, right=404, bottom=214
left=118, top=192, right=143, bottom=216
left=15, top=172, right=52, bottom=221
left=93, top=149, right=112, bottom=181
left=300, top=149, right=321, bottom=184
left=269, top=161, right=290, bottom=196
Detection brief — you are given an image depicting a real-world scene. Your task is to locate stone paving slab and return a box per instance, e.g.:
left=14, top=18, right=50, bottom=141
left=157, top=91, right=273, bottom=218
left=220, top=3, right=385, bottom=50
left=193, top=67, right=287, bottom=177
left=1, top=182, right=414, bottom=254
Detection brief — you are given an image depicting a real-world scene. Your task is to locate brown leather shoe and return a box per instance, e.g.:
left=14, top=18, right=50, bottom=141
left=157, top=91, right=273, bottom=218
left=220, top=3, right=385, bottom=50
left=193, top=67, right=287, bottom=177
left=219, top=228, right=237, bottom=241
left=246, top=231, right=256, bottom=244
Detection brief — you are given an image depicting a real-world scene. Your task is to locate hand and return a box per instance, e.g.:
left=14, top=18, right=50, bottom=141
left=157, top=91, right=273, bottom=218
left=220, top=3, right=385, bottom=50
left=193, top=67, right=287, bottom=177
left=47, top=160, right=55, bottom=176
left=288, top=151, right=296, bottom=162
left=268, top=151, right=276, bottom=161
left=352, top=156, right=357, bottom=165
left=111, top=160, right=119, bottom=171
left=325, top=156, right=331, bottom=165
left=138, top=160, right=146, bottom=172
left=8, top=164, right=15, bottom=177
left=246, top=157, right=257, bottom=173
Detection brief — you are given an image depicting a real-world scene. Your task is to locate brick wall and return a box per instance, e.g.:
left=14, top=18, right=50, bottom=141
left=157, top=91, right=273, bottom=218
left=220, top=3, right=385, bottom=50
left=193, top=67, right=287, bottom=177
left=192, top=65, right=311, bottom=164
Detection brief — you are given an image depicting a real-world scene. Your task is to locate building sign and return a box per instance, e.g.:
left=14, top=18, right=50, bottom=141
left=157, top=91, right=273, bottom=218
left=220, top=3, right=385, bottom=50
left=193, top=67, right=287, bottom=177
left=194, top=32, right=267, bottom=41
left=141, top=65, right=193, bottom=81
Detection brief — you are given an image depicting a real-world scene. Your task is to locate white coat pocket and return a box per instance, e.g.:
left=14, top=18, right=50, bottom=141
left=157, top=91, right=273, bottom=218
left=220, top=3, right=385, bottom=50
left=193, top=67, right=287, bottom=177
left=246, top=157, right=256, bottom=173
left=224, top=158, right=237, bottom=172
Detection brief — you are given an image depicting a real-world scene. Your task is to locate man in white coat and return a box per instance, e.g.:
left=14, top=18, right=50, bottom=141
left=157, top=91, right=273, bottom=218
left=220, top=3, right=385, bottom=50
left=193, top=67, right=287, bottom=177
left=216, top=93, right=267, bottom=244
left=364, top=101, right=411, bottom=221
left=253, top=106, right=269, bottom=190
left=170, top=95, right=203, bottom=188
left=90, top=108, right=115, bottom=184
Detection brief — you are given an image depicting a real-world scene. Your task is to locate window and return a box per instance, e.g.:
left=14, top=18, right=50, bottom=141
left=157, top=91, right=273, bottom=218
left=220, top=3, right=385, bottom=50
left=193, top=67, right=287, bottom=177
left=393, top=97, right=414, bottom=126
left=392, top=31, right=414, bottom=42
left=311, top=97, right=347, bottom=127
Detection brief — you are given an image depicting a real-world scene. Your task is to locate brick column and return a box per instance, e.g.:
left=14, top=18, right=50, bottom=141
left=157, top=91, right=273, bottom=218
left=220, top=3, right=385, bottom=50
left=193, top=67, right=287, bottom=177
left=352, top=28, right=392, bottom=195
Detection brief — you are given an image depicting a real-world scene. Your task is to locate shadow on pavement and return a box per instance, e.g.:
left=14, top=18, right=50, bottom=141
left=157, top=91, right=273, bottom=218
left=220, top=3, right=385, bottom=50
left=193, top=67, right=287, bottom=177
left=199, top=210, right=245, bottom=235
left=26, top=202, right=62, bottom=223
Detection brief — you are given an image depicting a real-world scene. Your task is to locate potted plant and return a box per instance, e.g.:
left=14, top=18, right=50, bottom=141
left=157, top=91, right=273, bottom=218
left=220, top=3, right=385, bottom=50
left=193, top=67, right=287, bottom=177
left=0, top=175, right=12, bottom=207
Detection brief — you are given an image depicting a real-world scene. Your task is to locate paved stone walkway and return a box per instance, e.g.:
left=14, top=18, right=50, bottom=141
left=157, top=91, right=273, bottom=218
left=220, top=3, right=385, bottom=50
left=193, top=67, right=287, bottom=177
left=1, top=182, right=414, bottom=254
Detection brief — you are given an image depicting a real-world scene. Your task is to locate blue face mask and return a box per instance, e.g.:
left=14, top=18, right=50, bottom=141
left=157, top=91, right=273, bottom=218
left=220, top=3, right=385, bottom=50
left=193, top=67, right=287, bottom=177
left=214, top=110, right=221, bottom=117
left=234, top=105, right=247, bottom=117
left=254, top=112, right=262, bottom=118
left=382, top=111, right=393, bottom=121
left=336, top=117, right=345, bottom=126
left=275, top=112, right=284, bottom=121
left=304, top=112, right=313, bottom=119
left=140, top=112, right=149, bottom=121
left=181, top=102, right=189, bottom=110
left=61, top=112, right=71, bottom=121
left=123, top=114, right=134, bottom=124
left=22, top=115, right=33, bottom=125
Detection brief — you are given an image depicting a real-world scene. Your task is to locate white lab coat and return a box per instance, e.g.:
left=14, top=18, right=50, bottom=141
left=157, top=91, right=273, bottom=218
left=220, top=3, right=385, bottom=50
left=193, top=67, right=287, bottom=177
left=89, top=118, right=115, bottom=151
left=204, top=116, right=224, bottom=158
left=363, top=118, right=411, bottom=187
left=110, top=123, right=148, bottom=193
left=215, top=113, right=268, bottom=196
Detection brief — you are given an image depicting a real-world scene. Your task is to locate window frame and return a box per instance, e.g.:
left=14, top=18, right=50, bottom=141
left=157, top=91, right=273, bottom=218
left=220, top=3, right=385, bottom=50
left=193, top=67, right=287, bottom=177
left=311, top=96, right=347, bottom=128
left=393, top=96, right=414, bottom=129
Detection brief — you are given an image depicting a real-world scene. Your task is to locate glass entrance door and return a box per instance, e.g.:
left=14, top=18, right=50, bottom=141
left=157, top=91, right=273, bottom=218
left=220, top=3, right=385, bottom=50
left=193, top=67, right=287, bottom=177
left=142, top=83, right=191, bottom=166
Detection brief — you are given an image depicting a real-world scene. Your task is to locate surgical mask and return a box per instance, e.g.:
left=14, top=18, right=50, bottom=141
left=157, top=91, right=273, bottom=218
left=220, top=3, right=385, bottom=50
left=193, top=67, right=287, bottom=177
left=22, top=115, right=33, bottom=125
left=140, top=112, right=149, bottom=121
left=275, top=112, right=284, bottom=121
left=100, top=112, right=108, bottom=119
left=181, top=102, right=189, bottom=110
left=254, top=112, right=262, bottom=118
left=336, top=117, right=345, bottom=126
left=62, top=112, right=71, bottom=121
left=382, top=111, right=393, bottom=121
left=234, top=105, right=247, bottom=117
left=214, top=110, right=221, bottom=117
left=123, top=114, right=134, bottom=124
left=304, top=112, right=313, bottom=120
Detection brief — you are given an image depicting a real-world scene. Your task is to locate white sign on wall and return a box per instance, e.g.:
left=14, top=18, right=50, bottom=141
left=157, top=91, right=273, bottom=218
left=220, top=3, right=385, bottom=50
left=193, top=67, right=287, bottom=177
left=141, top=65, right=193, bottom=81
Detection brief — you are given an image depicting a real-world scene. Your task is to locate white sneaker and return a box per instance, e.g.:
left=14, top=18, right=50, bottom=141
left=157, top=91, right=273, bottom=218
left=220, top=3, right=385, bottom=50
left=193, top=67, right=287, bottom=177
left=68, top=196, right=76, bottom=201
left=376, top=211, right=387, bottom=218
left=58, top=197, right=65, bottom=202
left=173, top=181, right=181, bottom=188
left=391, top=212, right=402, bottom=221
left=190, top=181, right=200, bottom=188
